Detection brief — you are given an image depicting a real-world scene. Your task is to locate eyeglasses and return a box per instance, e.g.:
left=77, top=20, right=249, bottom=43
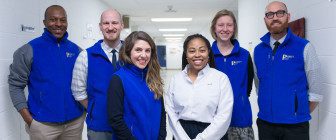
left=265, top=10, right=287, bottom=19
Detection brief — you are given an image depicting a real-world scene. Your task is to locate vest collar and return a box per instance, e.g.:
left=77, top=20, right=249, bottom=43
left=42, top=28, right=69, bottom=44
left=212, top=39, right=240, bottom=56
left=90, top=40, right=109, bottom=59
left=125, top=63, right=148, bottom=80
left=260, top=28, right=294, bottom=48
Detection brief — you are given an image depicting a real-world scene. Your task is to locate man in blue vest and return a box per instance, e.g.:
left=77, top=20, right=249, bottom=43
left=71, top=9, right=124, bottom=140
left=8, top=5, right=85, bottom=140
left=254, top=1, right=323, bottom=140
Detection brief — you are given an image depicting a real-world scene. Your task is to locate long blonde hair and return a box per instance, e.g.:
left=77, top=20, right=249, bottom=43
left=119, top=31, right=163, bottom=99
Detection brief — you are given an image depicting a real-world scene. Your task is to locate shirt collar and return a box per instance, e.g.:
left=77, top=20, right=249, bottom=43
left=101, top=40, right=122, bottom=53
left=182, top=64, right=210, bottom=77
left=270, top=34, right=287, bottom=47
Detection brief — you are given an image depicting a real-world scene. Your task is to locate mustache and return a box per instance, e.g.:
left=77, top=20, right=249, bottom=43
left=271, top=20, right=282, bottom=25
left=51, top=26, right=64, bottom=29
left=106, top=29, right=117, bottom=33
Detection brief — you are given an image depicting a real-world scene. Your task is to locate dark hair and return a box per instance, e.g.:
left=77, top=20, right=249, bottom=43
left=44, top=5, right=66, bottom=20
left=181, top=34, right=215, bottom=69
left=119, top=31, right=163, bottom=99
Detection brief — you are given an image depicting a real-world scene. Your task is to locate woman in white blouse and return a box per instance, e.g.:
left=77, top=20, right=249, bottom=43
left=165, top=34, right=234, bottom=140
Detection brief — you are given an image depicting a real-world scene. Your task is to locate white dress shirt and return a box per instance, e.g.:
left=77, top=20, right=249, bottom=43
left=71, top=41, right=122, bottom=100
left=165, top=64, right=234, bottom=140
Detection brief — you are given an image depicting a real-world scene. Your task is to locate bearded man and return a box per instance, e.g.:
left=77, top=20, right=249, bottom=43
left=253, top=1, right=323, bottom=140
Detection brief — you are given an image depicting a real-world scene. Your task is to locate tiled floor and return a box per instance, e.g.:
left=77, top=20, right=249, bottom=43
left=161, top=69, right=181, bottom=140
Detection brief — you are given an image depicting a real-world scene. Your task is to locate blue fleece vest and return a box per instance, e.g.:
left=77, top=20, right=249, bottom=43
left=28, top=28, right=83, bottom=123
left=114, top=64, right=162, bottom=140
left=212, top=40, right=253, bottom=127
left=86, top=40, right=122, bottom=131
left=254, top=28, right=310, bottom=124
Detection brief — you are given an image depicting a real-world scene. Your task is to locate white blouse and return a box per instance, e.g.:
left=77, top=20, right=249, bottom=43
left=165, top=64, right=234, bottom=140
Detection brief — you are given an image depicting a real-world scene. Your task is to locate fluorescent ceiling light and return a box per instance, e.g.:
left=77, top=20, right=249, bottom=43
left=151, top=18, right=192, bottom=22
left=165, top=37, right=182, bottom=40
left=163, top=34, right=185, bottom=37
left=159, top=28, right=187, bottom=32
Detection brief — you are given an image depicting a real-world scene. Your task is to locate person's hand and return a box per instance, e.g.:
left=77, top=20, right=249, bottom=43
left=24, top=116, right=33, bottom=127
left=19, top=108, right=33, bottom=126
left=309, top=101, right=318, bottom=113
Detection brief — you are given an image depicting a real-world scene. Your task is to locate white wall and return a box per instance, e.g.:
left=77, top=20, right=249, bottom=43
left=0, top=0, right=110, bottom=139
left=165, top=43, right=183, bottom=69
left=237, top=1, right=269, bottom=138
left=238, top=0, right=336, bottom=139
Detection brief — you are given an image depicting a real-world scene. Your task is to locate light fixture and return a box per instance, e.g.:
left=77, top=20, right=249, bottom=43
left=163, top=34, right=185, bottom=37
left=165, top=37, right=183, bottom=40
left=165, top=5, right=177, bottom=13
left=159, top=28, right=187, bottom=32
left=151, top=18, right=192, bottom=22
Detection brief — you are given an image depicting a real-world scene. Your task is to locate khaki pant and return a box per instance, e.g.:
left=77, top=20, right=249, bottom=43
left=25, top=113, right=85, bottom=140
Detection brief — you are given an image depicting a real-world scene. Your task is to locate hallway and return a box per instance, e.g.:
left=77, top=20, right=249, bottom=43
left=0, top=0, right=335, bottom=139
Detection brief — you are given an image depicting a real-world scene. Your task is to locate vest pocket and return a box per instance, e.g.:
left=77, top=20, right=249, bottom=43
left=296, top=91, right=309, bottom=115
left=88, top=100, right=95, bottom=122
left=295, top=95, right=298, bottom=114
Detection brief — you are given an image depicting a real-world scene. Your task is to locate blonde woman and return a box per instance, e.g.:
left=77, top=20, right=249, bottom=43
left=210, top=9, right=254, bottom=140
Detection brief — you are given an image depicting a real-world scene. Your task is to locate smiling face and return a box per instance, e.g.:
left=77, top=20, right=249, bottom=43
left=215, top=15, right=235, bottom=42
left=43, top=6, right=67, bottom=39
left=186, top=38, right=209, bottom=73
left=130, top=40, right=152, bottom=69
left=99, top=10, right=124, bottom=42
left=264, top=1, right=290, bottom=36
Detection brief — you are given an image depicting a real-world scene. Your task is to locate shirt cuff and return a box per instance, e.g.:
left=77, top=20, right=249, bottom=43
left=73, top=93, right=88, bottom=101
left=15, top=102, right=28, bottom=112
left=309, top=93, right=323, bottom=102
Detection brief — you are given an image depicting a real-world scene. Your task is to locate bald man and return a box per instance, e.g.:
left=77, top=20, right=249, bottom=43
left=8, top=5, right=85, bottom=140
left=71, top=9, right=124, bottom=140
left=253, top=1, right=322, bottom=140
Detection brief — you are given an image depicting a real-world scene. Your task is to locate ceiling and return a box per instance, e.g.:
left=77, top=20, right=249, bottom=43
left=101, top=0, right=237, bottom=43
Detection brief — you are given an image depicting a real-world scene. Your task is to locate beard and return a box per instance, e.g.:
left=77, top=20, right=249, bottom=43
left=104, top=32, right=120, bottom=41
left=266, top=19, right=289, bottom=35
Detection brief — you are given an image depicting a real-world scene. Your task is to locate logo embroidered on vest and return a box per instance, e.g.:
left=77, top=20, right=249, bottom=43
left=282, top=54, right=294, bottom=60
left=66, top=52, right=75, bottom=58
left=231, top=60, right=242, bottom=66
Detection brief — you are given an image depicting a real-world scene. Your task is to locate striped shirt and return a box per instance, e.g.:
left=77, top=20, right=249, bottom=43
left=71, top=41, right=122, bottom=100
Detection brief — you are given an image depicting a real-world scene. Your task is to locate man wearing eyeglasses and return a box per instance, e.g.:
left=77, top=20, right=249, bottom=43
left=253, top=1, right=322, bottom=140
